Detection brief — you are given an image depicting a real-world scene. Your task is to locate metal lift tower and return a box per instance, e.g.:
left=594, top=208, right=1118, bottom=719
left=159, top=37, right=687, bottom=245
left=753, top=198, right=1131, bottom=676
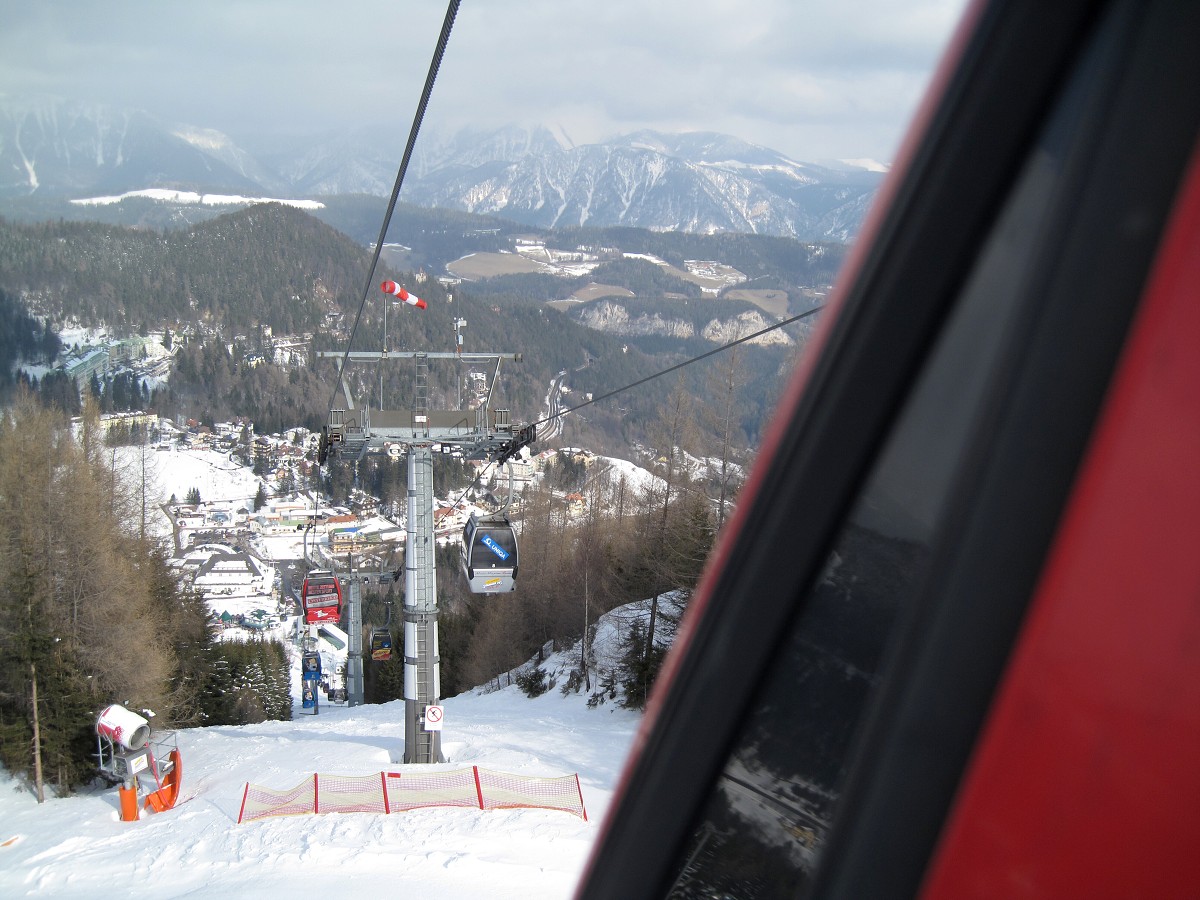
left=317, top=349, right=534, bottom=764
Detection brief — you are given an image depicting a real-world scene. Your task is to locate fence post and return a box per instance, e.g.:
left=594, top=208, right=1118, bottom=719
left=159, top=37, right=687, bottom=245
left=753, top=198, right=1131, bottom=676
left=574, top=774, right=588, bottom=822
left=473, top=766, right=485, bottom=810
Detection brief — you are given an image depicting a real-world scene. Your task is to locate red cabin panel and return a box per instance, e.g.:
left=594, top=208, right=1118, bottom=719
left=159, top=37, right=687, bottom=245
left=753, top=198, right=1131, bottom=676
left=922, top=147, right=1200, bottom=899
left=301, top=571, right=343, bottom=626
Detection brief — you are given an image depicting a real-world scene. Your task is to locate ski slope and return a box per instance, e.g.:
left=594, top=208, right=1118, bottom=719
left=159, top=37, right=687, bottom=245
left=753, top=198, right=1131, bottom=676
left=0, top=672, right=641, bottom=898
left=0, top=441, right=664, bottom=897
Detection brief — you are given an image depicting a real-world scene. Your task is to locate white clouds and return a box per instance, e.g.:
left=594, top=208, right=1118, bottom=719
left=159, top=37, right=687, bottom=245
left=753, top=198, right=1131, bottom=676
left=0, top=0, right=966, bottom=163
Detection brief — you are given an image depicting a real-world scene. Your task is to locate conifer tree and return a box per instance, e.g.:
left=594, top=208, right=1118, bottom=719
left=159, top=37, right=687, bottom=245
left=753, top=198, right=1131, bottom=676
left=640, top=380, right=698, bottom=674
left=0, top=395, right=185, bottom=792
left=619, top=618, right=665, bottom=710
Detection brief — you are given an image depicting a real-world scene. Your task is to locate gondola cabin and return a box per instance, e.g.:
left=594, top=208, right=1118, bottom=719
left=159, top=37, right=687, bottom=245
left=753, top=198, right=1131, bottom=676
left=461, top=513, right=518, bottom=593
left=370, top=629, right=393, bottom=661
left=301, top=569, right=342, bottom=625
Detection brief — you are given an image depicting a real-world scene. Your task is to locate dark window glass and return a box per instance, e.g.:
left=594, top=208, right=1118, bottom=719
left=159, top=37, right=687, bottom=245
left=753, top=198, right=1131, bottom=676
left=664, top=18, right=1119, bottom=895
left=474, top=525, right=516, bottom=566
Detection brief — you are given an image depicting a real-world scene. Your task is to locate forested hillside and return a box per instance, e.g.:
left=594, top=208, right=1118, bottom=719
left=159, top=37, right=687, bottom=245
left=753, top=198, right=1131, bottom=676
left=0, top=205, right=364, bottom=335
left=0, top=195, right=528, bottom=274
left=0, top=287, right=60, bottom=390
left=0, top=205, right=827, bottom=447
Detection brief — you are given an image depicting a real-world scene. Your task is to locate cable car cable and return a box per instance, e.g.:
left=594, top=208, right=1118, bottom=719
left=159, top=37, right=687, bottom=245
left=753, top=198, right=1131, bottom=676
left=326, top=0, right=462, bottom=414
left=525, top=303, right=825, bottom=431
left=443, top=303, right=824, bottom=511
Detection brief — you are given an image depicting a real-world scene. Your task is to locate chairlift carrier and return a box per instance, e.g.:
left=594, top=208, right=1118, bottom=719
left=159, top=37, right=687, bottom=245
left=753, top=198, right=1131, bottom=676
left=370, top=598, right=394, bottom=661
left=370, top=629, right=394, bottom=661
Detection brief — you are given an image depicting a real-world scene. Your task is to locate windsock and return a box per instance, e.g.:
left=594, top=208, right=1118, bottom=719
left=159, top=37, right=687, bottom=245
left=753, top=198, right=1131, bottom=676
left=381, top=280, right=427, bottom=309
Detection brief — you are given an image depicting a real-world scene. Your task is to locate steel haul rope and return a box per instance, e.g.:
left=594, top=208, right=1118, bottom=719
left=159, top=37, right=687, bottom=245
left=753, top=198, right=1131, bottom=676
left=327, top=0, right=462, bottom=413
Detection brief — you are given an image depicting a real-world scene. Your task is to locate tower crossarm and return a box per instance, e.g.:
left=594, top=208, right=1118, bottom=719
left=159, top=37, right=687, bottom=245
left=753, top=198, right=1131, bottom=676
left=316, top=350, right=531, bottom=464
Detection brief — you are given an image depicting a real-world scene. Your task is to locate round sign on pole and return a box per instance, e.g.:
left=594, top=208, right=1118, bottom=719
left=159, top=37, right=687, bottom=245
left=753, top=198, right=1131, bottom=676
left=424, top=705, right=444, bottom=731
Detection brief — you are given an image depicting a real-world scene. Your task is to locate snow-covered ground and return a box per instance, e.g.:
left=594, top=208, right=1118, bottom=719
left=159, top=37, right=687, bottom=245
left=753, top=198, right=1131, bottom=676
left=600, top=453, right=664, bottom=494
left=0, top=439, right=669, bottom=898
left=145, top=444, right=261, bottom=510
left=0, top=639, right=643, bottom=899
left=70, top=189, right=325, bottom=210
left=117, top=442, right=261, bottom=542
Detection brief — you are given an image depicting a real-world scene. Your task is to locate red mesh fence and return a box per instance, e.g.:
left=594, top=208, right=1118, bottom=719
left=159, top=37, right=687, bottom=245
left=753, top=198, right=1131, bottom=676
left=314, top=772, right=390, bottom=815
left=237, top=766, right=587, bottom=823
left=384, top=767, right=481, bottom=812
left=476, top=767, right=587, bottom=820
left=238, top=774, right=316, bottom=824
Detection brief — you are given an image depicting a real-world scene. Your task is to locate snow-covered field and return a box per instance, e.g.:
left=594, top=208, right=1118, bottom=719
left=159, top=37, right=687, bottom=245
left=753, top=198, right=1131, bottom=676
left=143, top=444, right=262, bottom=509
left=0, top=660, right=642, bottom=899
left=71, top=188, right=325, bottom=210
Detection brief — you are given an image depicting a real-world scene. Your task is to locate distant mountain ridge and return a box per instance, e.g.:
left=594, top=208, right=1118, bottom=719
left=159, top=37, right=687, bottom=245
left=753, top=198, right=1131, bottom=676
left=401, top=126, right=883, bottom=241
left=0, top=97, right=884, bottom=240
left=0, top=98, right=268, bottom=198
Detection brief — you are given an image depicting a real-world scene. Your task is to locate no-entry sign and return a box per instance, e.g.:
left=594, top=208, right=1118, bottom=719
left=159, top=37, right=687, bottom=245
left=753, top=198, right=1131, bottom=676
left=424, top=705, right=444, bottom=731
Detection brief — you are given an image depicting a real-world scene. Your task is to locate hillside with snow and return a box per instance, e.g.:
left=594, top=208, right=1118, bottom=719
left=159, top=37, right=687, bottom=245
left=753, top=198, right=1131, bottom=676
left=0, top=440, right=675, bottom=898
left=0, top=604, right=655, bottom=899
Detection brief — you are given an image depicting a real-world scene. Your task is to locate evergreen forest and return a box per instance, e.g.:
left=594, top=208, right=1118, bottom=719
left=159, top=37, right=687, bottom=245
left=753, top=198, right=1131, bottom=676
left=0, top=398, right=292, bottom=796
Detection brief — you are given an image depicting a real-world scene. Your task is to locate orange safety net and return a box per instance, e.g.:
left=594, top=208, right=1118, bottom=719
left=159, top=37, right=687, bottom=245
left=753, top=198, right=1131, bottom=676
left=238, top=766, right=586, bottom=824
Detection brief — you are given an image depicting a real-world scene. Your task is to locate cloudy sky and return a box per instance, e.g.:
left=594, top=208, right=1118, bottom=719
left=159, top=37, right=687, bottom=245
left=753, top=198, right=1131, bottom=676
left=0, top=0, right=967, bottom=164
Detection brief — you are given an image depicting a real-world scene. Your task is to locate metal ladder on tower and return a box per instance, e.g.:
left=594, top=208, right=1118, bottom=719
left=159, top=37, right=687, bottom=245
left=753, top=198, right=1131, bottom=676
left=414, top=353, right=429, bottom=430
left=403, top=413, right=440, bottom=763
left=413, top=616, right=433, bottom=760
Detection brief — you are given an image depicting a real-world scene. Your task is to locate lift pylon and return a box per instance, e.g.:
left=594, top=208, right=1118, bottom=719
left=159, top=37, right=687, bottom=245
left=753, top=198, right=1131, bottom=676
left=316, top=346, right=535, bottom=763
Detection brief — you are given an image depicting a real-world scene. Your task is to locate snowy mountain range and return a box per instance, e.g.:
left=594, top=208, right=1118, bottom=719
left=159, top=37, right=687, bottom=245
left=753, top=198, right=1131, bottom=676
left=402, top=127, right=884, bottom=240
left=1, top=98, right=885, bottom=240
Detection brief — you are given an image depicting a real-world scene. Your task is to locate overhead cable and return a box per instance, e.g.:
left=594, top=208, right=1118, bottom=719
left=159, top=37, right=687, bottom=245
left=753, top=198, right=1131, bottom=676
left=327, top=0, right=462, bottom=412
left=527, top=303, right=825, bottom=430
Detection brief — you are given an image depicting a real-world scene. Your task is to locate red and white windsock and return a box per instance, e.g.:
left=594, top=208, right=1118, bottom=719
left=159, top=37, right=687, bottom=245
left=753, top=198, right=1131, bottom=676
left=381, top=280, right=427, bottom=310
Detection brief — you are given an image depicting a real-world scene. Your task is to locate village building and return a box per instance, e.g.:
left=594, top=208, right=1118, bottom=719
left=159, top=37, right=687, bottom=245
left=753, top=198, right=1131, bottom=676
left=171, top=544, right=278, bottom=624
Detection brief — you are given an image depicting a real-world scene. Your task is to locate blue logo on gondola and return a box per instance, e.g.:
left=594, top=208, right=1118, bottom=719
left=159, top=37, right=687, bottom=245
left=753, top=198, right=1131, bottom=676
left=481, top=535, right=510, bottom=561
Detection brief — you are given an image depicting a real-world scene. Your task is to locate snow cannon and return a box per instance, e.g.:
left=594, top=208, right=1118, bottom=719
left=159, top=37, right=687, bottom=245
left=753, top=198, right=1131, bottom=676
left=96, top=704, right=151, bottom=751
left=95, top=704, right=182, bottom=822
left=381, top=280, right=427, bottom=309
